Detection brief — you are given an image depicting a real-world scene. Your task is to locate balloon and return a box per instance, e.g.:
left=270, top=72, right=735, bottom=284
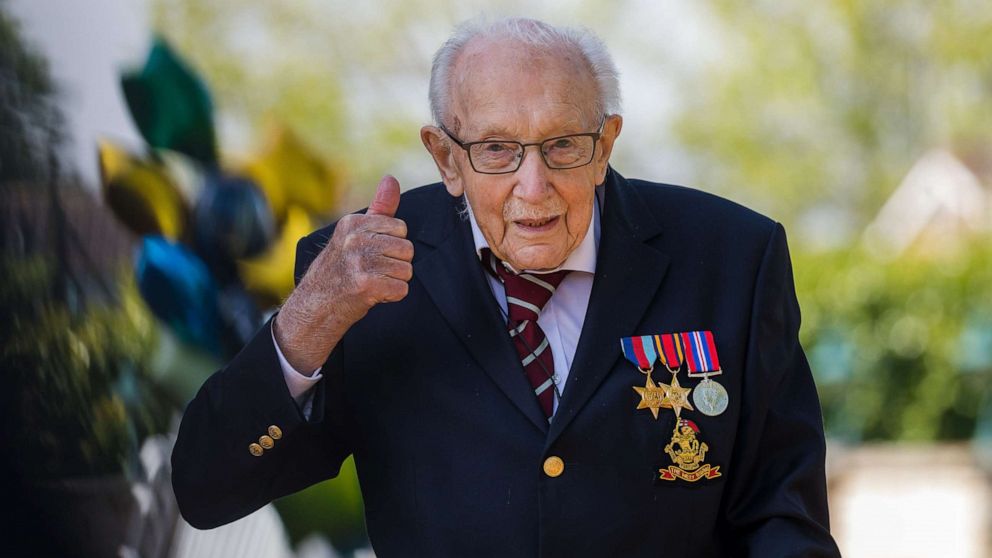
left=192, top=173, right=275, bottom=284
left=244, top=125, right=342, bottom=223
left=238, top=205, right=318, bottom=306
left=121, top=38, right=218, bottom=166
left=99, top=141, right=187, bottom=239
left=135, top=236, right=222, bottom=355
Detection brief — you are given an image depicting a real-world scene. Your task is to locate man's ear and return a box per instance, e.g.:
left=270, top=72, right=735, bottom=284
left=421, top=126, right=465, bottom=196
left=593, top=115, right=623, bottom=184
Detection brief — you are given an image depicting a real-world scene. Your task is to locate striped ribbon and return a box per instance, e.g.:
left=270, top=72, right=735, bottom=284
left=653, top=333, right=685, bottom=373
left=620, top=335, right=658, bottom=371
left=680, top=330, right=722, bottom=377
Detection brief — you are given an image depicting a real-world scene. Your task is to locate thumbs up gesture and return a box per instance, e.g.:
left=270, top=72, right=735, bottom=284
left=274, top=176, right=414, bottom=372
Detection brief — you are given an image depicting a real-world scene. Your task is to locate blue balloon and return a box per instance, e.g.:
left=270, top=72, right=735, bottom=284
left=136, top=236, right=222, bottom=355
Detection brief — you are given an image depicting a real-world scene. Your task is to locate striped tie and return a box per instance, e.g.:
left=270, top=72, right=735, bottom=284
left=482, top=249, right=570, bottom=418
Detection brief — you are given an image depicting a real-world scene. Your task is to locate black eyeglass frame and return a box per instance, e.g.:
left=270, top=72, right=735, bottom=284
left=439, top=118, right=607, bottom=175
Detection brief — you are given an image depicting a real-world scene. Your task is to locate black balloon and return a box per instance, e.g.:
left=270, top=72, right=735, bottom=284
left=192, top=173, right=275, bottom=284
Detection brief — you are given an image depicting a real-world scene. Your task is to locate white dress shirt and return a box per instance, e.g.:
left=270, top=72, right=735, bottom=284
left=274, top=188, right=602, bottom=417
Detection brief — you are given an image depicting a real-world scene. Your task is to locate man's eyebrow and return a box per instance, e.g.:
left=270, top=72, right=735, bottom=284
left=473, top=120, right=587, bottom=141
left=473, top=125, right=517, bottom=139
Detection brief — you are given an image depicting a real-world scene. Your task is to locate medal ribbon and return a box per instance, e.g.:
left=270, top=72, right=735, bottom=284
left=653, top=333, right=685, bottom=372
left=680, top=330, right=722, bottom=377
left=620, top=335, right=658, bottom=371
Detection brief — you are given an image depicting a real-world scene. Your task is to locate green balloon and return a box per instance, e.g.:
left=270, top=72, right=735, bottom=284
left=122, top=38, right=217, bottom=165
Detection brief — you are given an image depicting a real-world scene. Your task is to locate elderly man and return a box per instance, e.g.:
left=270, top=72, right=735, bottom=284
left=173, top=17, right=840, bottom=557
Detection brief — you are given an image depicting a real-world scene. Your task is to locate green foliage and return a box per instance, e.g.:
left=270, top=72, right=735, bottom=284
left=677, top=0, right=992, bottom=240
left=273, top=457, right=368, bottom=551
left=1, top=256, right=170, bottom=478
left=0, top=4, right=63, bottom=182
left=795, top=242, right=992, bottom=441
left=674, top=0, right=992, bottom=442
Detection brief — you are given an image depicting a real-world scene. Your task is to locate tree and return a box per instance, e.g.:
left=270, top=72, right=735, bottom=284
left=676, top=0, right=992, bottom=247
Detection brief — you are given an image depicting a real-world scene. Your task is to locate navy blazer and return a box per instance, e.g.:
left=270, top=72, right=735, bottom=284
left=172, top=169, right=840, bottom=557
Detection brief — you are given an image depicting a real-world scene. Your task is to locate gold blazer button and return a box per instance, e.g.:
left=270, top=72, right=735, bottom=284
left=543, top=456, right=565, bottom=478
left=259, top=435, right=275, bottom=450
left=249, top=443, right=264, bottom=457
left=268, top=425, right=283, bottom=440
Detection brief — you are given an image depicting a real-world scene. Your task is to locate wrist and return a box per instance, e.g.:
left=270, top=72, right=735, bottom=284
left=274, top=288, right=356, bottom=372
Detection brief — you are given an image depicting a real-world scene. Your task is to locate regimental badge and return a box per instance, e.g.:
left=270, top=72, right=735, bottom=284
left=681, top=331, right=728, bottom=417
left=659, top=419, right=722, bottom=482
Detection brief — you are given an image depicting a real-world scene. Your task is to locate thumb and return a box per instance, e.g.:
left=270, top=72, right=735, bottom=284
left=367, top=175, right=401, bottom=217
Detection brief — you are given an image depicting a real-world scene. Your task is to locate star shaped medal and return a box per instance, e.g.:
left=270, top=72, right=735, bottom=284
left=622, top=335, right=666, bottom=419
left=666, top=373, right=693, bottom=419
left=654, top=333, right=693, bottom=418
left=633, top=376, right=670, bottom=419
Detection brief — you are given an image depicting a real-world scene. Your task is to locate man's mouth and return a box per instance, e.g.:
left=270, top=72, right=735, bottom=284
left=514, top=215, right=560, bottom=231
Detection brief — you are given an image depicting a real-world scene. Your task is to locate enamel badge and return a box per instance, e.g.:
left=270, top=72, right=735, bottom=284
left=659, top=419, right=722, bottom=482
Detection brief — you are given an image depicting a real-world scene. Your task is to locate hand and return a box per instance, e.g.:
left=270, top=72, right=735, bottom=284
left=274, top=175, right=414, bottom=372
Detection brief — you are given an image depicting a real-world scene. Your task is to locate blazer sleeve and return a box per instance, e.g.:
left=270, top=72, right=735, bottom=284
left=722, top=223, right=841, bottom=557
left=171, top=228, right=354, bottom=530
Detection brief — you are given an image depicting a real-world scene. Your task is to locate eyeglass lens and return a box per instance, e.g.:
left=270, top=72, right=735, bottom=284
left=469, top=135, right=595, bottom=173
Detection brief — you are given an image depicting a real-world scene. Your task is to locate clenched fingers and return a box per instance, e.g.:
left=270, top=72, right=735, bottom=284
left=369, top=234, right=414, bottom=262
left=338, top=214, right=407, bottom=238
left=369, top=256, right=413, bottom=282
left=376, top=277, right=409, bottom=303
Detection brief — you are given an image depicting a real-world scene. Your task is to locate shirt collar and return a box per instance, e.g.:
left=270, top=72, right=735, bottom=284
left=466, top=187, right=601, bottom=275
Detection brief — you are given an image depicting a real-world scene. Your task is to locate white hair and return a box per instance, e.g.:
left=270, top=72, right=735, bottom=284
left=428, top=17, right=621, bottom=127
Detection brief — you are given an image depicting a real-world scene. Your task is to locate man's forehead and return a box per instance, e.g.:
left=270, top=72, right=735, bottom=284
left=450, top=37, right=598, bottom=135
left=459, top=104, right=589, bottom=139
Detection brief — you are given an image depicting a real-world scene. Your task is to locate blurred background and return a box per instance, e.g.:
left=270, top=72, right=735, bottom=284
left=2, top=0, right=990, bottom=556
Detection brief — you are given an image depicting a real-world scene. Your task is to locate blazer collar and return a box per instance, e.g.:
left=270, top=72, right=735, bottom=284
left=415, top=193, right=553, bottom=432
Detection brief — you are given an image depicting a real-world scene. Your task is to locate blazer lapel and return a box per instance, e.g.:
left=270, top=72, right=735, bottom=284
left=415, top=196, right=550, bottom=434
left=547, top=169, right=670, bottom=445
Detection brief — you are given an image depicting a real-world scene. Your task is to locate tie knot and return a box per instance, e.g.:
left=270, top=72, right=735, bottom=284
left=481, top=249, right=570, bottom=322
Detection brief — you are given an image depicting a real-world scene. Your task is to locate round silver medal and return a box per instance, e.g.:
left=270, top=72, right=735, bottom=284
left=692, top=379, right=729, bottom=416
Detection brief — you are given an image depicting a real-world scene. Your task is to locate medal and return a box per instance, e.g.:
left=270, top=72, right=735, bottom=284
left=665, top=373, right=693, bottom=419
left=693, top=379, right=728, bottom=417
left=632, top=376, right=669, bottom=419
left=659, top=419, right=722, bottom=482
left=652, top=333, right=693, bottom=419
left=621, top=335, right=668, bottom=419
left=681, top=331, right=728, bottom=416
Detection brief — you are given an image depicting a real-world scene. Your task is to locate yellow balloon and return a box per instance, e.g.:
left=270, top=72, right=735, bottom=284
left=238, top=205, right=317, bottom=305
left=244, top=126, right=341, bottom=224
left=99, top=141, right=187, bottom=239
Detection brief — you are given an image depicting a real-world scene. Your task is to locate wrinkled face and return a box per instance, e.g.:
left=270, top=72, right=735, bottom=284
left=422, top=38, right=622, bottom=271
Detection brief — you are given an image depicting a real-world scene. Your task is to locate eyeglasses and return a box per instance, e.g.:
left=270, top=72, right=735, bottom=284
left=439, top=119, right=605, bottom=175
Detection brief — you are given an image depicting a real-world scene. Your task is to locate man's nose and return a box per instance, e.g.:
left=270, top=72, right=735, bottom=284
left=512, top=146, right=551, bottom=201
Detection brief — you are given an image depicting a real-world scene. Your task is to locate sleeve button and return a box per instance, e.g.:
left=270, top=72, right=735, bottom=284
left=259, top=435, right=275, bottom=450
left=249, top=443, right=264, bottom=457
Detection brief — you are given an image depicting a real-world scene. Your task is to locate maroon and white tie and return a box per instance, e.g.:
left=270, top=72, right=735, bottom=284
left=482, top=249, right=570, bottom=418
